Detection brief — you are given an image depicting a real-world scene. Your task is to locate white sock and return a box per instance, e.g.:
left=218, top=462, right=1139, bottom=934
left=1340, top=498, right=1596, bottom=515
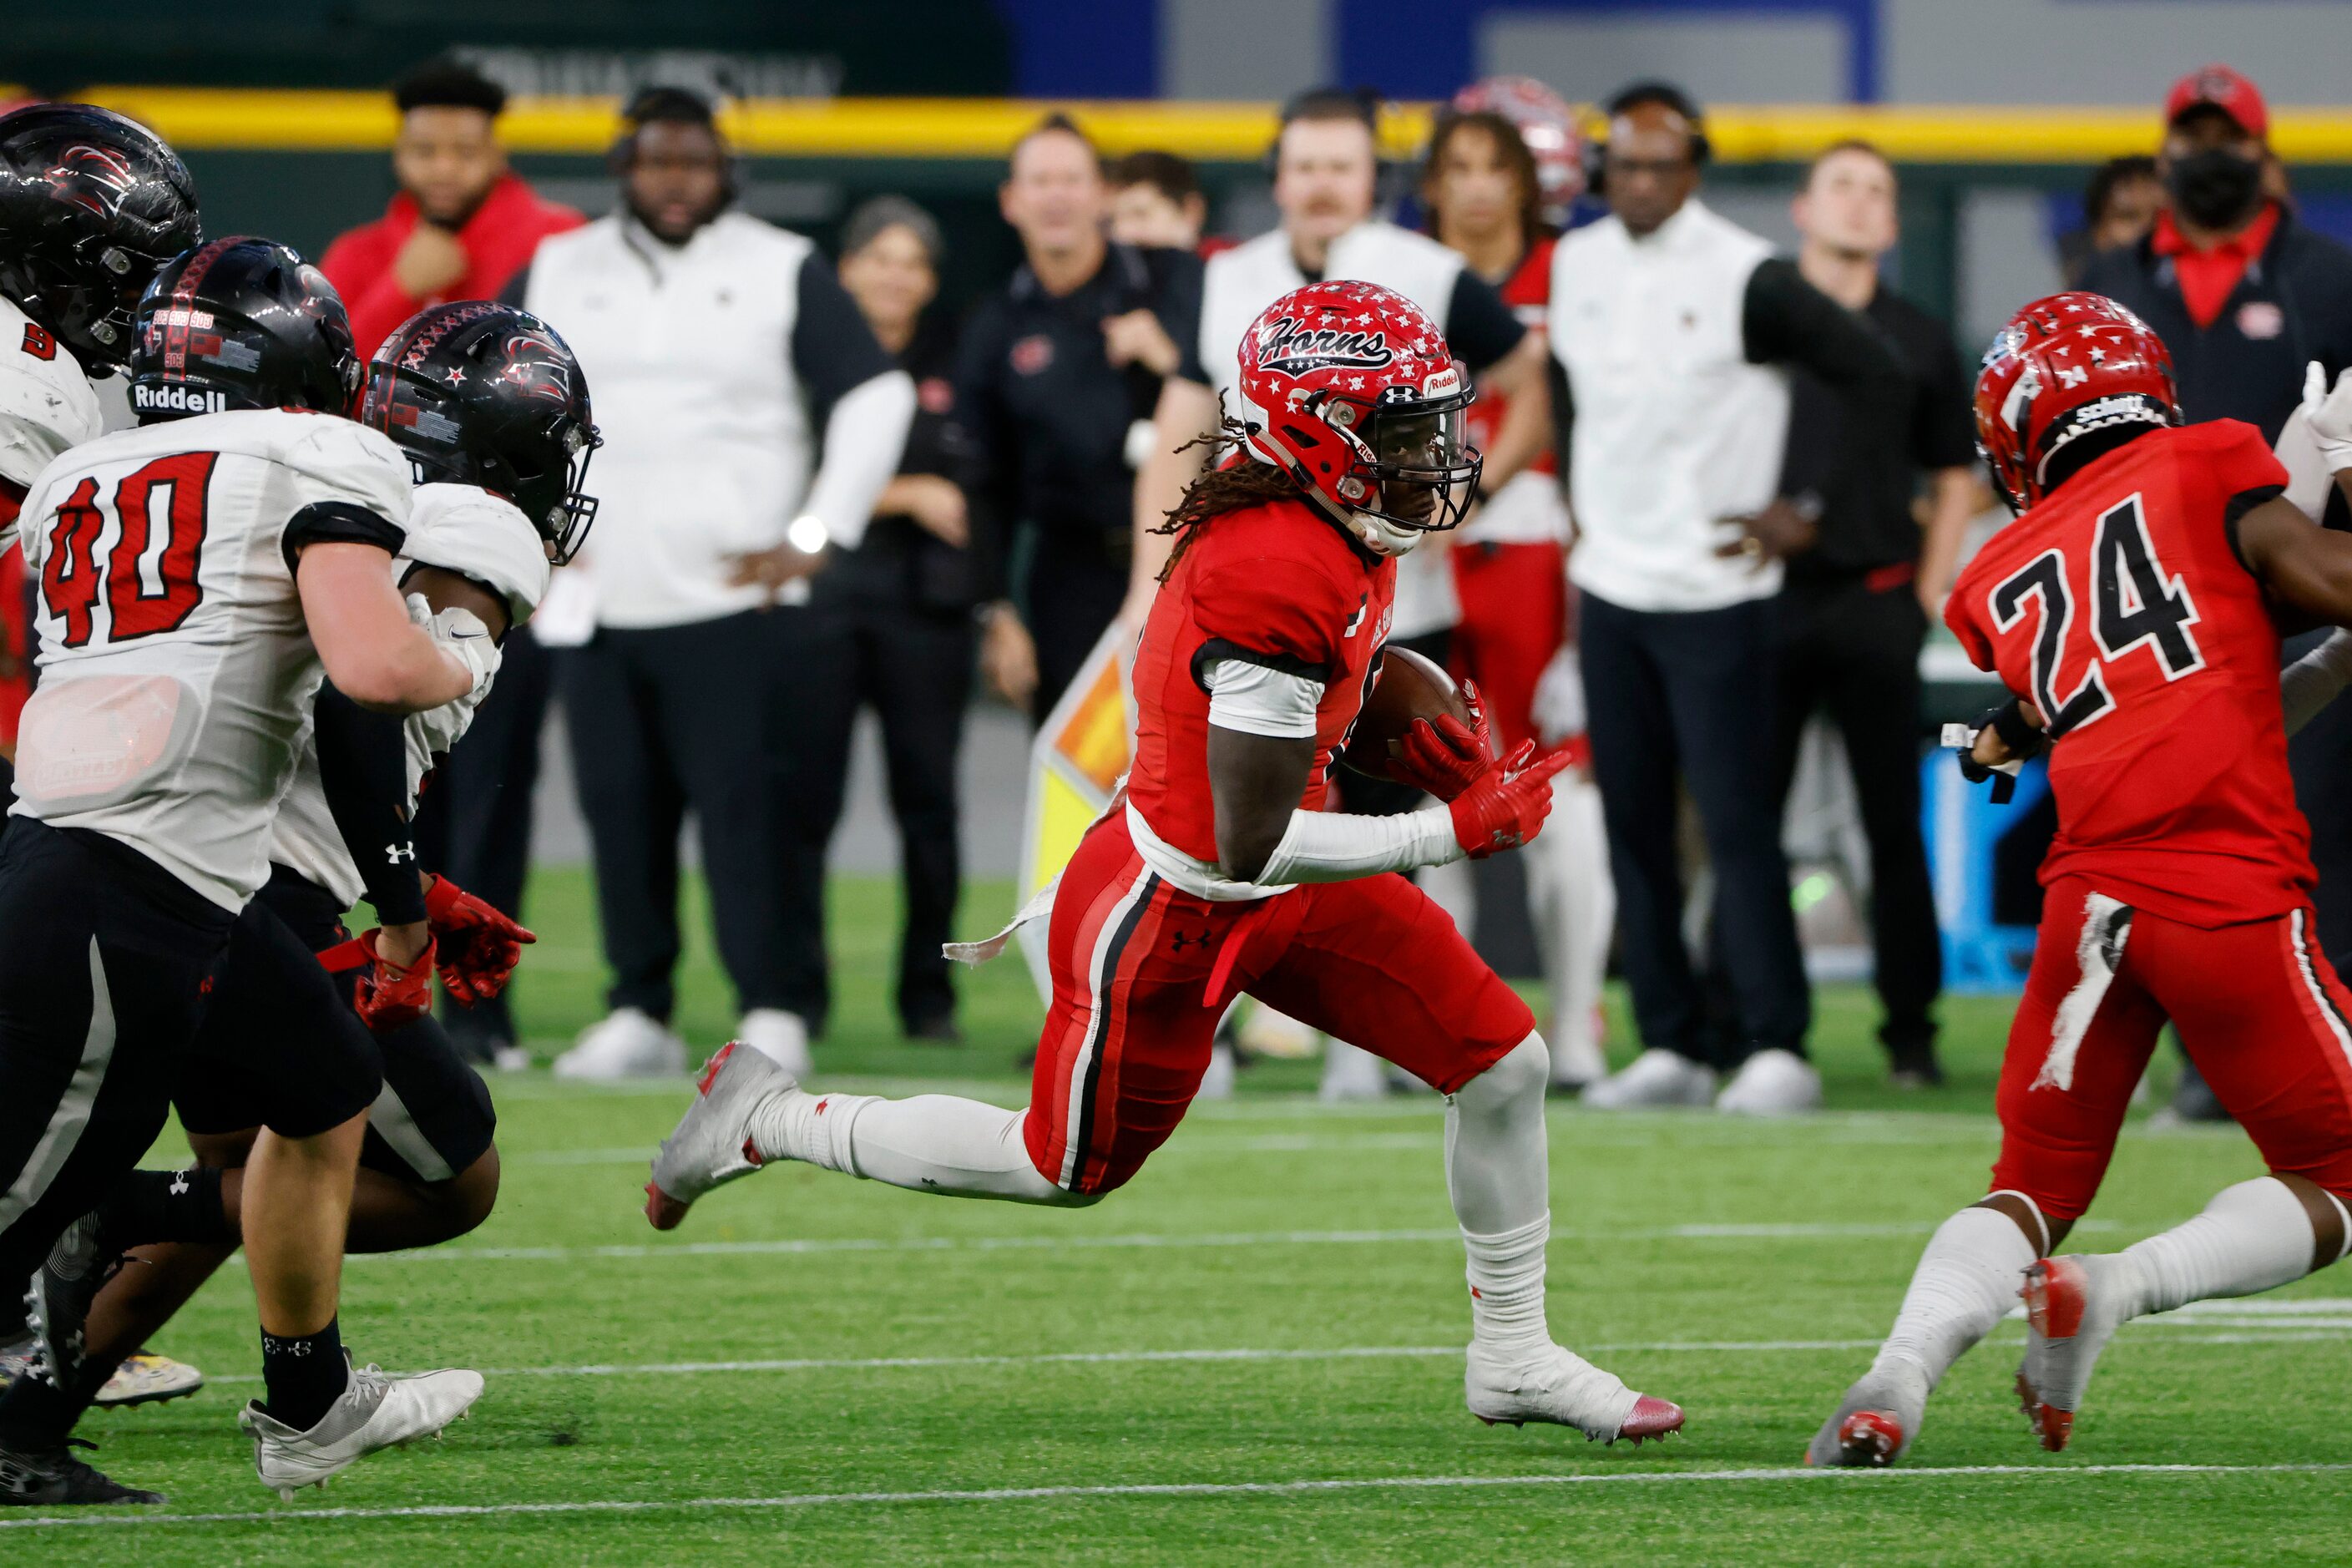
left=1874, top=1202, right=2038, bottom=1387
left=1462, top=1211, right=1552, bottom=1360
left=751, top=1091, right=1077, bottom=1205
left=2115, top=1176, right=2319, bottom=1318
left=1446, top=1036, right=1555, bottom=1358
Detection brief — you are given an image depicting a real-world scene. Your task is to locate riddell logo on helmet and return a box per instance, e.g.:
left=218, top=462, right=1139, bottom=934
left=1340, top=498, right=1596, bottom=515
left=132, top=382, right=227, bottom=414
left=1255, top=316, right=1395, bottom=376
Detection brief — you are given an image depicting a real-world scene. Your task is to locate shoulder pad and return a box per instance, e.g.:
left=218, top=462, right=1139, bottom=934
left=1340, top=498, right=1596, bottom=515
left=273, top=415, right=414, bottom=534
left=0, top=301, right=104, bottom=488
left=401, top=483, right=551, bottom=624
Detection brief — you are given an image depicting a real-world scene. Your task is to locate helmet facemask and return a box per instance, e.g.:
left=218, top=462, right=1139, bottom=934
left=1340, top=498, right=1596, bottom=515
left=1327, top=380, right=1482, bottom=555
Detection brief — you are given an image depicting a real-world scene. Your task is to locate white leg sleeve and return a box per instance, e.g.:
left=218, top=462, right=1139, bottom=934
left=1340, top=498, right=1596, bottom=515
left=1874, top=1202, right=2039, bottom=1387
left=1447, top=1035, right=1555, bottom=1357
left=2117, top=1176, right=2320, bottom=1317
left=761, top=1091, right=1091, bottom=1206
left=1527, top=776, right=1611, bottom=1077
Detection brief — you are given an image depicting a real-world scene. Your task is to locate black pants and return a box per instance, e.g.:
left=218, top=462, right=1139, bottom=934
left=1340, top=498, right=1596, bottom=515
left=1771, top=575, right=1941, bottom=1062
left=772, top=598, right=974, bottom=1032
left=415, top=624, right=554, bottom=1050
left=1026, top=538, right=1128, bottom=727
left=2291, top=635, right=2352, bottom=973
left=559, top=611, right=794, bottom=1023
left=0, top=822, right=231, bottom=1294
left=1581, top=591, right=1811, bottom=1066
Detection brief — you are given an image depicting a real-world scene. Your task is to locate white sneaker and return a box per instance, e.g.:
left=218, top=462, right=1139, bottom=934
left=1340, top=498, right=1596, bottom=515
left=93, top=1351, right=205, bottom=1409
left=1465, top=1343, right=1683, bottom=1444
left=490, top=1044, right=534, bottom=1073
left=238, top=1358, right=483, bottom=1500
left=1318, top=1040, right=1388, bottom=1102
left=1805, top=1359, right=1930, bottom=1467
left=645, top=1042, right=792, bottom=1229
left=1581, top=1048, right=1716, bottom=1110
left=736, top=1009, right=814, bottom=1075
left=2017, top=1252, right=2132, bottom=1451
left=552, top=1007, right=686, bottom=1080
left=1196, top=1041, right=1236, bottom=1100
left=1714, top=1049, right=1823, bottom=1116
left=1545, top=1020, right=1608, bottom=1091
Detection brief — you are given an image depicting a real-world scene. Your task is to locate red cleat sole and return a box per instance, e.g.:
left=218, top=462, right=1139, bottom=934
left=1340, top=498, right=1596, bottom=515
left=1619, top=1394, right=1685, bottom=1444
left=1834, top=1409, right=1905, bottom=1466
left=645, top=1182, right=690, bottom=1231
left=2020, top=1257, right=2087, bottom=1450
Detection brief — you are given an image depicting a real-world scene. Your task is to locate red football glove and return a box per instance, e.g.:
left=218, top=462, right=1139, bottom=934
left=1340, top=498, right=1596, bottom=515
left=327, top=928, right=436, bottom=1031
left=424, top=875, right=536, bottom=1005
left=1447, top=741, right=1571, bottom=860
left=1391, top=680, right=1495, bottom=802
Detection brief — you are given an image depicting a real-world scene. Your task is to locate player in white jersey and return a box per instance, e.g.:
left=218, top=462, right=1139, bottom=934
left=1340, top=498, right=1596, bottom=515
left=0, top=239, right=489, bottom=1507
left=43, top=307, right=593, bottom=1485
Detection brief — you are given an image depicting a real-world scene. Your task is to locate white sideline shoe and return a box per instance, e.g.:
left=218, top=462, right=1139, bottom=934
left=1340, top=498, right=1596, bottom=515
left=1318, top=1040, right=1388, bottom=1102
left=1545, top=1019, right=1608, bottom=1091
left=1465, top=1343, right=1683, bottom=1444
left=239, top=1358, right=483, bottom=1500
left=1714, top=1049, right=1823, bottom=1116
left=1805, top=1360, right=1930, bottom=1467
left=645, top=1042, right=793, bottom=1228
left=1581, top=1048, right=1716, bottom=1110
left=736, top=1009, right=814, bottom=1075
left=553, top=1007, right=687, bottom=1080
left=2017, top=1252, right=2132, bottom=1451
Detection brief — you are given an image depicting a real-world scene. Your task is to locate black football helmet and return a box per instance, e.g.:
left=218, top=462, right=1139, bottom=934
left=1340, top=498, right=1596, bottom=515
left=127, top=237, right=362, bottom=421
left=0, top=103, right=201, bottom=370
left=360, top=301, right=601, bottom=564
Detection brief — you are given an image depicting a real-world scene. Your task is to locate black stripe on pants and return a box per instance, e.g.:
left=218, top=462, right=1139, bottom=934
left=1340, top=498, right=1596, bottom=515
left=1581, top=590, right=1811, bottom=1066
left=559, top=611, right=795, bottom=1024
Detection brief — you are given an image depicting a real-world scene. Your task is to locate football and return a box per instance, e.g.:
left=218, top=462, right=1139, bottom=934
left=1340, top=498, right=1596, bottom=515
left=1339, top=645, right=1477, bottom=781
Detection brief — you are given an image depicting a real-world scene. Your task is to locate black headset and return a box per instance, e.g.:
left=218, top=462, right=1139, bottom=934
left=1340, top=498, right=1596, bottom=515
left=1584, top=80, right=1710, bottom=196
left=607, top=84, right=741, bottom=207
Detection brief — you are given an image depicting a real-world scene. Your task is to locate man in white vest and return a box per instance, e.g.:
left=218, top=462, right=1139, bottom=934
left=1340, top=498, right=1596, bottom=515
left=1549, top=83, right=1904, bottom=1116
left=513, top=87, right=914, bottom=1080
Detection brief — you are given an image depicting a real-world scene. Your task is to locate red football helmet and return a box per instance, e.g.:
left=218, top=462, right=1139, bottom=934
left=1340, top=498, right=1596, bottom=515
left=1451, top=75, right=1585, bottom=220
left=1235, top=280, right=1481, bottom=557
left=1975, top=291, right=2181, bottom=513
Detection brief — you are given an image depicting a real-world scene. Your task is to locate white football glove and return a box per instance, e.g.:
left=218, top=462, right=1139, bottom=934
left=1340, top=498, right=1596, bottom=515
left=1530, top=645, right=1587, bottom=746
left=407, top=591, right=500, bottom=701
left=2301, top=361, right=2352, bottom=473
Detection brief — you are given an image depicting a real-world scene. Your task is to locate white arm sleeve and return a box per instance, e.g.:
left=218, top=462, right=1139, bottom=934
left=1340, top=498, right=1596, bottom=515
left=802, top=369, right=916, bottom=553
left=1256, top=804, right=1462, bottom=885
left=2275, top=410, right=2334, bottom=523
left=1205, top=658, right=1323, bottom=738
left=2282, top=629, right=2352, bottom=736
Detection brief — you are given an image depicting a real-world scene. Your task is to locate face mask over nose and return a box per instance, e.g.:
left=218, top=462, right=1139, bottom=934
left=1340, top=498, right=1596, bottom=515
left=2167, top=145, right=2266, bottom=231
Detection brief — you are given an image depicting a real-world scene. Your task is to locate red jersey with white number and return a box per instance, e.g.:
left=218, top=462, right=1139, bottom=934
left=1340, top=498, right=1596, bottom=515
left=1946, top=420, right=2304, bottom=928
left=1125, top=497, right=1395, bottom=897
left=12, top=408, right=412, bottom=909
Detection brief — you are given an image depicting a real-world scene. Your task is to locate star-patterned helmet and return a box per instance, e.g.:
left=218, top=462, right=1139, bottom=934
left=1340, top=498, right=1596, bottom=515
left=128, top=236, right=359, bottom=421
left=1234, top=280, right=1482, bottom=557
left=1975, top=291, right=2180, bottom=513
left=362, top=301, right=602, bottom=564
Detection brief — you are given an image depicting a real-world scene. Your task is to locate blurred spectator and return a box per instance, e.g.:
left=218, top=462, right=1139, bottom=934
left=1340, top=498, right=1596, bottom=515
left=2079, top=64, right=2352, bottom=1122
left=1106, top=150, right=1207, bottom=251
left=516, top=87, right=913, bottom=1078
left=959, top=114, right=1202, bottom=722
left=2061, top=154, right=2162, bottom=284
left=318, top=53, right=583, bottom=357
left=1554, top=83, right=1902, bottom=1116
left=781, top=196, right=979, bottom=1043
left=1772, top=139, right=1980, bottom=1088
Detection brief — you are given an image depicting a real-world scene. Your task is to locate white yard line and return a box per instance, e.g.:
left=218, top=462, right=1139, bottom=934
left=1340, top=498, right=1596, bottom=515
left=8, top=1461, right=2349, bottom=1530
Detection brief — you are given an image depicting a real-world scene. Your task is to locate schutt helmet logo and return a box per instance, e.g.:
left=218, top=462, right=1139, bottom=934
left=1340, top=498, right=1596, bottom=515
left=45, top=144, right=139, bottom=220
left=1255, top=316, right=1396, bottom=377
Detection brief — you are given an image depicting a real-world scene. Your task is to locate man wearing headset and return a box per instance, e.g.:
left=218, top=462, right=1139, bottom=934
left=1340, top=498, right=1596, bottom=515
left=1552, top=82, right=1904, bottom=1116
left=510, top=86, right=915, bottom=1080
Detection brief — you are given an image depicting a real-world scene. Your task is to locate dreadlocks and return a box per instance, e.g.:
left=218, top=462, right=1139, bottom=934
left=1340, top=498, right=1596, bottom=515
left=1151, top=404, right=1308, bottom=582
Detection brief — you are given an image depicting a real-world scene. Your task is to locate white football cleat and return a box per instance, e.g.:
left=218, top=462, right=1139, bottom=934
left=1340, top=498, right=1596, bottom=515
left=93, top=1352, right=205, bottom=1409
left=1804, top=1361, right=1930, bottom=1467
left=2017, top=1252, right=2131, bottom=1451
left=1581, top=1047, right=1716, bottom=1110
left=238, top=1358, right=483, bottom=1500
left=553, top=1007, right=687, bottom=1080
left=736, top=1008, right=815, bottom=1075
left=1466, top=1343, right=1683, bottom=1444
left=1318, top=1040, right=1389, bottom=1102
left=1714, top=1049, right=1823, bottom=1116
left=645, top=1042, right=792, bottom=1229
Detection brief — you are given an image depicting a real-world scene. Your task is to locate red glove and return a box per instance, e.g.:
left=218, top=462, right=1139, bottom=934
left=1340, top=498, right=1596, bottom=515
left=1391, top=680, right=1495, bottom=802
left=424, top=875, right=536, bottom=1005
left=1447, top=741, right=1571, bottom=860
left=335, top=928, right=437, bottom=1031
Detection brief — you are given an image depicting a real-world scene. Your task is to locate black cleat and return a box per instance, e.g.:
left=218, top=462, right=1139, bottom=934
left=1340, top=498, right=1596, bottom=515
left=0, top=1439, right=164, bottom=1505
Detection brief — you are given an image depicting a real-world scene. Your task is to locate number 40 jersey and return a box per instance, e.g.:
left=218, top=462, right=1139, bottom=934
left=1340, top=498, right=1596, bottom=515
left=11, top=408, right=413, bottom=912
left=1947, top=418, right=2309, bottom=928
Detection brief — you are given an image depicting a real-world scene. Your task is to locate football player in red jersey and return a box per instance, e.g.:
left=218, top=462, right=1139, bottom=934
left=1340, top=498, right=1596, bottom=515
left=1422, top=89, right=1611, bottom=1088
left=1811, top=293, right=2352, bottom=1467
left=646, top=281, right=1684, bottom=1444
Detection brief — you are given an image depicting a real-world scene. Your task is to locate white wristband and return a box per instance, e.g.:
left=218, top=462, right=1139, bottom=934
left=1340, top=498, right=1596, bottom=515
left=1255, top=805, right=1460, bottom=886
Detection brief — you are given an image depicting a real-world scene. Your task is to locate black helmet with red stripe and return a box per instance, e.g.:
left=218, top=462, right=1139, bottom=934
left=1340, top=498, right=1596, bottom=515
left=0, top=103, right=201, bottom=370
left=126, top=237, right=362, bottom=422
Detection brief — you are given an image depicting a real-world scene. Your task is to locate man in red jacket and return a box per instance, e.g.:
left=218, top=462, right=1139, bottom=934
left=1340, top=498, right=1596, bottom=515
left=321, top=54, right=582, bottom=357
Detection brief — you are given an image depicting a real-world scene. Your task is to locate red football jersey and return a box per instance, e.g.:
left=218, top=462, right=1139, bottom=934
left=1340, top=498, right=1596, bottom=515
left=1946, top=420, right=2305, bottom=928
left=1128, top=498, right=1397, bottom=863
left=1463, top=236, right=1557, bottom=479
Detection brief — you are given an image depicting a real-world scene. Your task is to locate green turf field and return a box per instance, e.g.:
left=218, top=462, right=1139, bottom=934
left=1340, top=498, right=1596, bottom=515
left=11, top=868, right=2347, bottom=1564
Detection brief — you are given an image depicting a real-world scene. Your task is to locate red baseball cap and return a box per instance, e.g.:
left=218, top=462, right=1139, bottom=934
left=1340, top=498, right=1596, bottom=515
left=2165, top=64, right=2269, bottom=139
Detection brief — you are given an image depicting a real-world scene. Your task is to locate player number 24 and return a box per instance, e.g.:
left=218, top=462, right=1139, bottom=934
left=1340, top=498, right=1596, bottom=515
left=1987, top=493, right=2203, bottom=736
left=40, top=451, right=217, bottom=649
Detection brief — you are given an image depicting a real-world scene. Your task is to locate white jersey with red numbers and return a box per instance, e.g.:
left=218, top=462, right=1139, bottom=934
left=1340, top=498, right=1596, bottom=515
left=0, top=294, right=104, bottom=529
left=11, top=408, right=412, bottom=909
left=1460, top=235, right=1568, bottom=548
left=269, top=483, right=550, bottom=908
